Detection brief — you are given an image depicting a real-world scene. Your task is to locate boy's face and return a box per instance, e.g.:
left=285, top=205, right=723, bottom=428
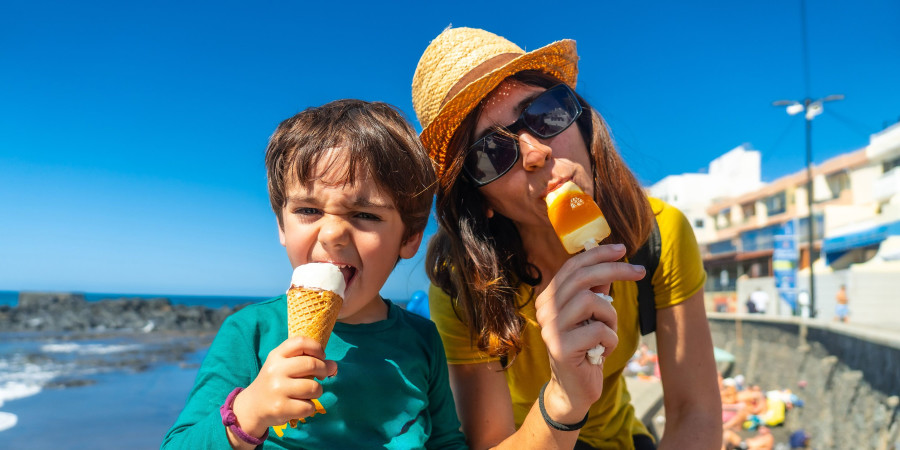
left=278, top=149, right=422, bottom=324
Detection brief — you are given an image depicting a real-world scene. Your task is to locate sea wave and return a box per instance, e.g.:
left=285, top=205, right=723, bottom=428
left=0, top=411, right=17, bottom=432
left=0, top=380, right=43, bottom=405
left=41, top=342, right=141, bottom=355
left=0, top=359, right=62, bottom=405
left=0, top=341, right=142, bottom=411
left=0, top=343, right=128, bottom=433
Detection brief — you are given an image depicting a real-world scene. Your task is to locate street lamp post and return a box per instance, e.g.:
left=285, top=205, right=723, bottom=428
left=773, top=94, right=844, bottom=318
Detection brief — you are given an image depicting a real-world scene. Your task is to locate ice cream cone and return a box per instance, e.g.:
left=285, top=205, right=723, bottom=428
left=287, top=287, right=343, bottom=348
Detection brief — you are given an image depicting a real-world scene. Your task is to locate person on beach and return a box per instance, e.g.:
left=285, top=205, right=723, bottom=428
left=162, top=100, right=466, bottom=449
left=411, top=27, right=721, bottom=449
left=749, top=288, right=768, bottom=314
left=834, top=284, right=849, bottom=322
left=723, top=426, right=774, bottom=450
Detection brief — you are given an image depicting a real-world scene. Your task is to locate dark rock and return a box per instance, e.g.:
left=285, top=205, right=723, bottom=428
left=45, top=378, right=97, bottom=389
left=0, top=291, right=241, bottom=335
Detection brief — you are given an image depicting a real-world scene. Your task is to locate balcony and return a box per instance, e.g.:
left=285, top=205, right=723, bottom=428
left=873, top=167, right=900, bottom=202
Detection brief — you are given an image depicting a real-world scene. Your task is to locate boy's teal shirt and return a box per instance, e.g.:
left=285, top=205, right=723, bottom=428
left=162, top=295, right=467, bottom=449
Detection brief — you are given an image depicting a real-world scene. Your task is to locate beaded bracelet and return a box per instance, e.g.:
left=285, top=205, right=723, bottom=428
left=538, top=381, right=589, bottom=431
left=220, top=387, right=268, bottom=445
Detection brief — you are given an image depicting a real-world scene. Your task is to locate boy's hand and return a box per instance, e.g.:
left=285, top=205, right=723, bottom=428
left=230, top=336, right=338, bottom=439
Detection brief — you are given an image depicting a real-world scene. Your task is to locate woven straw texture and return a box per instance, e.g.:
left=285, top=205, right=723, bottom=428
left=287, top=287, right=343, bottom=348
left=412, top=27, right=578, bottom=178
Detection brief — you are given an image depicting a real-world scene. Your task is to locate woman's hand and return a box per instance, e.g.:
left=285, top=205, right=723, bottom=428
left=534, top=243, right=646, bottom=421
left=229, top=337, right=338, bottom=444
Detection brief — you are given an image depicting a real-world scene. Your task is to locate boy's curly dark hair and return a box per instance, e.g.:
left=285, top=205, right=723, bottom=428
left=265, top=100, right=435, bottom=243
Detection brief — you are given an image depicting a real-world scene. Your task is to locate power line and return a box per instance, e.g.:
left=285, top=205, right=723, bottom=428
left=825, top=109, right=877, bottom=140
left=767, top=115, right=802, bottom=154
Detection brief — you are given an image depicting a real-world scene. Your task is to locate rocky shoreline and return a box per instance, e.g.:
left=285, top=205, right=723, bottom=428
left=0, top=292, right=248, bottom=387
left=0, top=292, right=243, bottom=335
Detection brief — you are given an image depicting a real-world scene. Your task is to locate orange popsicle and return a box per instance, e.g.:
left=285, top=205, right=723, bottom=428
left=545, top=181, right=613, bottom=365
left=545, top=181, right=611, bottom=254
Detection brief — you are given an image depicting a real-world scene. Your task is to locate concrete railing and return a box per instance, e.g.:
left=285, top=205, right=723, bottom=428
left=707, top=313, right=899, bottom=449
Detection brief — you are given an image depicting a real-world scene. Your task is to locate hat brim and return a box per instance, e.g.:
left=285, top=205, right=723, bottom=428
left=420, top=39, right=578, bottom=176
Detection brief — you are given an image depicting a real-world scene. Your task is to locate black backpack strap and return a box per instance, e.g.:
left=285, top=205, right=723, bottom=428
left=631, top=218, right=661, bottom=336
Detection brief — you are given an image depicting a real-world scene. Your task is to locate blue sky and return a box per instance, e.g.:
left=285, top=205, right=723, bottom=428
left=2, top=0, right=898, bottom=298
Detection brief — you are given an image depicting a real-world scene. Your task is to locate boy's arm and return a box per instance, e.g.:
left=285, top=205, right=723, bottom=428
left=161, top=316, right=259, bottom=449
left=425, top=326, right=469, bottom=450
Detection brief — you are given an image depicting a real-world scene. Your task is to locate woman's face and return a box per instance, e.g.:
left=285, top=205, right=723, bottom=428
left=473, top=79, right=594, bottom=229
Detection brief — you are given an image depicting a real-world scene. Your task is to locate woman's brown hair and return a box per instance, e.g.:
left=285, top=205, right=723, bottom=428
left=426, top=71, right=654, bottom=361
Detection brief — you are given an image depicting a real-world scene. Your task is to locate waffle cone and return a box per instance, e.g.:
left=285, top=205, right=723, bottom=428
left=287, top=287, right=343, bottom=348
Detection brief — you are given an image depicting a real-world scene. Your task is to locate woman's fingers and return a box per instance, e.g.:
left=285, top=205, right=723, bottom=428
left=537, top=245, right=645, bottom=311
left=570, top=319, right=619, bottom=358
left=557, top=291, right=617, bottom=332
left=538, top=290, right=615, bottom=335
left=540, top=291, right=618, bottom=358
left=576, top=242, right=627, bottom=264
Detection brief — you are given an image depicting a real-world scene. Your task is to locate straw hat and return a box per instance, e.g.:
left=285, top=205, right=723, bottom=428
left=412, top=27, right=579, bottom=178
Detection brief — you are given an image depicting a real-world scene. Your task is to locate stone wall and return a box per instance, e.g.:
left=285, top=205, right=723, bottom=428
left=708, top=315, right=899, bottom=449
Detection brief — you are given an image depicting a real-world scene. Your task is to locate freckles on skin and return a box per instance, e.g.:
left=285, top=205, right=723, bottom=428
left=477, top=80, right=530, bottom=135
left=481, top=80, right=523, bottom=116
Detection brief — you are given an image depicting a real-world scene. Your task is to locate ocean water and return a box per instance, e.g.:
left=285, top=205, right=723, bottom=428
left=0, top=351, right=204, bottom=449
left=0, top=290, right=419, bottom=444
left=0, top=290, right=268, bottom=442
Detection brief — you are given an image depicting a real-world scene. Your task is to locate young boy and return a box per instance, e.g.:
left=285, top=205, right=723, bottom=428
left=162, top=100, right=466, bottom=449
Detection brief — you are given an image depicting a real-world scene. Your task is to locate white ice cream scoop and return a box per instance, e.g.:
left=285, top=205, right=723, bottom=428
left=289, top=263, right=347, bottom=298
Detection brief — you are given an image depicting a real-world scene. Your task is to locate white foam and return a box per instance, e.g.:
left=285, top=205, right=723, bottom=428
left=41, top=343, right=80, bottom=353
left=0, top=411, right=17, bottom=432
left=0, top=381, right=42, bottom=404
left=41, top=342, right=140, bottom=355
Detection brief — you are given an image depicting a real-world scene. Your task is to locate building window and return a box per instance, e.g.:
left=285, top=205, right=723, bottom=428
left=716, top=208, right=732, bottom=230
left=764, top=191, right=787, bottom=216
left=825, top=171, right=850, bottom=200
left=694, top=218, right=705, bottom=228
left=883, top=156, right=900, bottom=173
left=708, top=239, right=737, bottom=255
left=741, top=202, right=756, bottom=223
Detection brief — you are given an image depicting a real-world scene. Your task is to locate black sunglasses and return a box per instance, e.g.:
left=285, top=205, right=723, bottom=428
left=463, top=84, right=583, bottom=186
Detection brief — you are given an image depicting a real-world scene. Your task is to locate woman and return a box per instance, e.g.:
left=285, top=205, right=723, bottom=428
left=411, top=27, right=721, bottom=449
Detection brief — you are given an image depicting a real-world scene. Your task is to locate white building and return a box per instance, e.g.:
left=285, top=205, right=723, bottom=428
left=648, top=144, right=763, bottom=243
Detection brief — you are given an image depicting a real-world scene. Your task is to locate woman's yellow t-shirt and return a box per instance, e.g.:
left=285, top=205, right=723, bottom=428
left=428, top=198, right=706, bottom=449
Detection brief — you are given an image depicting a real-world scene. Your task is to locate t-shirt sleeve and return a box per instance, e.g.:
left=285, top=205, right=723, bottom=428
left=161, top=315, right=259, bottom=449
left=424, top=323, right=469, bottom=449
left=650, top=199, right=708, bottom=309
left=428, top=284, right=498, bottom=364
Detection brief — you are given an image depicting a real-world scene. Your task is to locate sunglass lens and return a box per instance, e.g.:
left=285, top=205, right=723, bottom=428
left=522, top=86, right=580, bottom=138
left=466, top=134, right=518, bottom=184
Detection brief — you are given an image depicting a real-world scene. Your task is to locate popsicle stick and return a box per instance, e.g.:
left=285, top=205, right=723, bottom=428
left=581, top=239, right=610, bottom=365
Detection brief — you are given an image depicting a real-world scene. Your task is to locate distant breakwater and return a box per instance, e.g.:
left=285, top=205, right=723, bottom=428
left=0, top=292, right=245, bottom=335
